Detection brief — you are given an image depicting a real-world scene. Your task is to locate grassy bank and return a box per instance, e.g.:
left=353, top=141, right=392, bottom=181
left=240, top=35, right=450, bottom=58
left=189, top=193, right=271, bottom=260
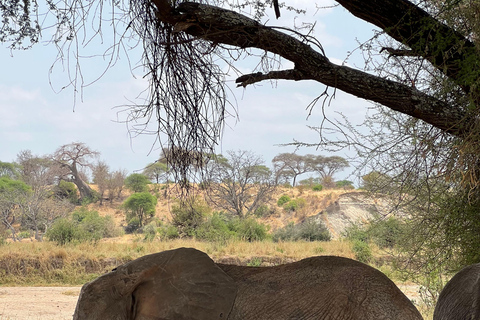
left=0, top=239, right=354, bottom=286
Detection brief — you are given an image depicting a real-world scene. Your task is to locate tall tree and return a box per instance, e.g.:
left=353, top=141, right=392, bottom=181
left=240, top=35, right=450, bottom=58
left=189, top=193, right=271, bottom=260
left=143, top=162, right=169, bottom=184
left=92, top=161, right=110, bottom=205
left=52, top=142, right=99, bottom=200
left=0, top=177, right=30, bottom=241
left=272, top=153, right=315, bottom=186
left=311, top=156, right=349, bottom=181
left=207, top=150, right=276, bottom=217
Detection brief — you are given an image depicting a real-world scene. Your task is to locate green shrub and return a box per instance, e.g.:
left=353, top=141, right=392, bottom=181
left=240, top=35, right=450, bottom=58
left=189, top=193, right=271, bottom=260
left=368, top=217, right=405, bottom=248
left=273, top=219, right=331, bottom=242
left=229, top=217, right=268, bottom=242
left=157, top=224, right=179, bottom=240
left=296, top=219, right=331, bottom=241
left=194, top=212, right=235, bottom=242
left=343, top=224, right=370, bottom=243
left=143, top=222, right=157, bottom=241
left=17, top=231, right=32, bottom=239
left=312, top=184, right=323, bottom=191
left=277, top=195, right=291, bottom=206
left=55, top=180, right=79, bottom=204
left=126, top=217, right=141, bottom=233
left=171, top=198, right=210, bottom=237
left=46, top=218, right=78, bottom=245
left=253, top=204, right=271, bottom=217
left=283, top=198, right=306, bottom=212
left=247, top=257, right=263, bottom=267
left=47, top=208, right=120, bottom=245
left=272, top=222, right=296, bottom=242
left=352, top=240, right=372, bottom=263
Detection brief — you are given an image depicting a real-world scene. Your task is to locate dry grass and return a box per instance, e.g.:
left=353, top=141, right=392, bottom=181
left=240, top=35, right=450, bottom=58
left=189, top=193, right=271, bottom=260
left=0, top=239, right=354, bottom=286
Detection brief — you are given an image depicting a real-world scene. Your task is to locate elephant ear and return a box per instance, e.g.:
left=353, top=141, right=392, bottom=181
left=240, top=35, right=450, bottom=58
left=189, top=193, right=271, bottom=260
left=131, top=247, right=237, bottom=320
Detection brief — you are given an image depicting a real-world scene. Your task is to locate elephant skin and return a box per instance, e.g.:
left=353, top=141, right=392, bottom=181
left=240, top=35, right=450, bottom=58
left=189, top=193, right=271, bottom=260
left=73, top=247, right=423, bottom=320
left=433, top=263, right=480, bottom=320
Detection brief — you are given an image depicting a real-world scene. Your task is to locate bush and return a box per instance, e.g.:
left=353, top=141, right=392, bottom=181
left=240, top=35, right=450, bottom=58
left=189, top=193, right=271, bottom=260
left=46, top=218, right=78, bottom=245
left=273, top=219, right=331, bottom=242
left=277, top=195, right=291, bottom=206
left=55, top=180, right=79, bottom=204
left=352, top=240, right=372, bottom=263
left=229, top=217, right=269, bottom=242
left=368, top=217, right=405, bottom=248
left=47, top=208, right=121, bottom=245
left=143, top=222, right=157, bottom=241
left=296, top=219, right=331, bottom=241
left=283, top=198, right=306, bottom=212
left=312, top=184, right=323, bottom=191
left=194, top=212, right=235, bottom=242
left=125, top=217, right=141, bottom=233
left=253, top=204, right=271, bottom=217
left=171, top=198, right=210, bottom=237
left=343, top=224, right=370, bottom=243
left=157, top=224, right=179, bottom=240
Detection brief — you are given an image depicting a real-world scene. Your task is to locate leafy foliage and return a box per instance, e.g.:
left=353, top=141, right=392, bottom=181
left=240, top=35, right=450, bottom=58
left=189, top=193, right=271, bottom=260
left=277, top=195, right=291, bottom=206
left=46, top=208, right=119, bottom=245
left=171, top=198, right=210, bottom=237
left=122, top=192, right=157, bottom=228
left=124, top=174, right=150, bottom=193
left=273, top=219, right=331, bottom=242
left=54, top=181, right=79, bottom=204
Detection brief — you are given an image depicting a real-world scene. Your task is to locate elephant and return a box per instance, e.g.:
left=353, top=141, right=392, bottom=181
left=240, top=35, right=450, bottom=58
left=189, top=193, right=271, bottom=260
left=73, top=247, right=423, bottom=320
left=433, top=262, right=480, bottom=320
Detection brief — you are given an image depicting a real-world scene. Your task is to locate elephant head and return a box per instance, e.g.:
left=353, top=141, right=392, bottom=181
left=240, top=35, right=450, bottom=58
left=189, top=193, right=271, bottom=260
left=73, top=247, right=237, bottom=320
left=433, top=262, right=480, bottom=320
left=74, top=247, right=423, bottom=320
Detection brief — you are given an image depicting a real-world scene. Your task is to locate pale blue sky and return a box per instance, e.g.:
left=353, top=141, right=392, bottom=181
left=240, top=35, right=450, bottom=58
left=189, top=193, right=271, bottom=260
left=0, top=1, right=377, bottom=184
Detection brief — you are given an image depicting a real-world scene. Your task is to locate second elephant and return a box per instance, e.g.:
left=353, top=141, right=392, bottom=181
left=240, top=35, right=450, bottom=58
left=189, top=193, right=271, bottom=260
left=434, top=262, right=480, bottom=320
left=74, top=247, right=423, bottom=320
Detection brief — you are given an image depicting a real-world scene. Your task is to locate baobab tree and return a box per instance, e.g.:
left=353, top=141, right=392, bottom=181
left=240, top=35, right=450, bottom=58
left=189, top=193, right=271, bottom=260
left=53, top=142, right=99, bottom=200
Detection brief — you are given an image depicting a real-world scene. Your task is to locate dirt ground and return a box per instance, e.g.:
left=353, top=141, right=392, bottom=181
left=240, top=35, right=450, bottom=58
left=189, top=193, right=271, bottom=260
left=0, top=285, right=422, bottom=320
left=0, top=287, right=81, bottom=320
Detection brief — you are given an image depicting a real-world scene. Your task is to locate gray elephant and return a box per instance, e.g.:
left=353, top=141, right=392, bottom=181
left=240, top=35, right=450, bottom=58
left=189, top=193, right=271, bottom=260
left=74, top=247, right=422, bottom=320
left=433, top=262, right=480, bottom=320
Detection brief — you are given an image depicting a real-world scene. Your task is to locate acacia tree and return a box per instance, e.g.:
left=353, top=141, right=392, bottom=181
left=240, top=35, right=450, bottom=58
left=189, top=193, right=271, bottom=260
left=207, top=150, right=276, bottom=217
left=311, top=156, right=349, bottom=181
left=272, top=153, right=315, bottom=186
left=52, top=142, right=99, bottom=200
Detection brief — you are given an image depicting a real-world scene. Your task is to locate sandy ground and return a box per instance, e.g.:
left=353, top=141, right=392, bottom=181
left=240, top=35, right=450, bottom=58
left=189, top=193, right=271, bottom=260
left=0, top=287, right=81, bottom=320
left=0, top=284, right=422, bottom=320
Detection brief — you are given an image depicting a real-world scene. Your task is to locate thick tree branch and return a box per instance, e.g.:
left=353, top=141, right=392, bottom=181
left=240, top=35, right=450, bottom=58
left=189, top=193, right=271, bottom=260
left=151, top=1, right=470, bottom=137
left=336, top=0, right=478, bottom=94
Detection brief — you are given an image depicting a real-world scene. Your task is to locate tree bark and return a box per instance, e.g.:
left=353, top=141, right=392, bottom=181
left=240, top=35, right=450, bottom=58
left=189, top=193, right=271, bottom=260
left=151, top=0, right=476, bottom=138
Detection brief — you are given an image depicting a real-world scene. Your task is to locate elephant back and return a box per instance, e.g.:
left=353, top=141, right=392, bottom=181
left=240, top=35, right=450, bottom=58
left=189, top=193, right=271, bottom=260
left=433, top=263, right=480, bottom=320
left=218, top=255, right=423, bottom=320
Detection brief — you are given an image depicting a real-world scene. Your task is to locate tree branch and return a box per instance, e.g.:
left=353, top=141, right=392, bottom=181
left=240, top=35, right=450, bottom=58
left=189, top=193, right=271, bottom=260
left=235, top=69, right=304, bottom=87
left=152, top=1, right=473, bottom=137
left=336, top=0, right=478, bottom=94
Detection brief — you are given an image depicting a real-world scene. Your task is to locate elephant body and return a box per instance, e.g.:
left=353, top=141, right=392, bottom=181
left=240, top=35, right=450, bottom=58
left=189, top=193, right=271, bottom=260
left=433, top=263, right=480, bottom=320
left=74, top=247, right=422, bottom=320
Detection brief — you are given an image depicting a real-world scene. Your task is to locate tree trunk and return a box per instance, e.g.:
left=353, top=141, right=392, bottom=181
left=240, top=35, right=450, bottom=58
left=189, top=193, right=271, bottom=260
left=70, top=162, right=95, bottom=200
